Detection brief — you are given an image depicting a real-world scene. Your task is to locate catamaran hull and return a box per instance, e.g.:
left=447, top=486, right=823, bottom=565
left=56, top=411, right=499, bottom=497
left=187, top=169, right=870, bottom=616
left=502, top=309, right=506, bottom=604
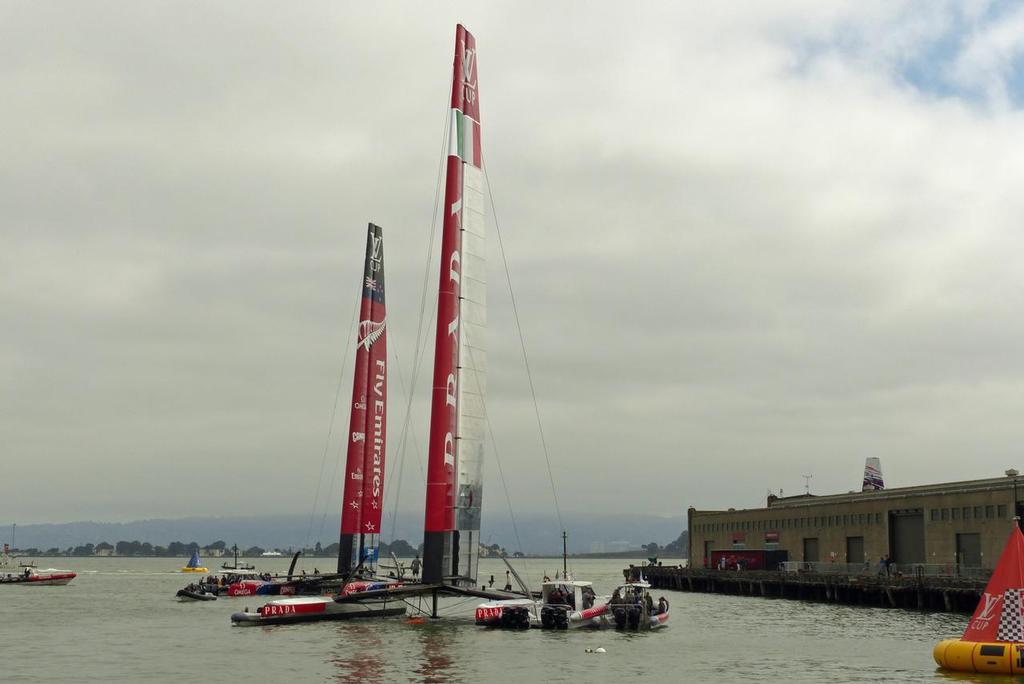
left=231, top=599, right=405, bottom=626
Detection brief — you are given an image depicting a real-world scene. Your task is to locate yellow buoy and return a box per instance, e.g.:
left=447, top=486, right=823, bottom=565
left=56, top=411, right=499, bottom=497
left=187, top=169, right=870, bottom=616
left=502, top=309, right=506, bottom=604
left=934, top=639, right=1024, bottom=674
left=935, top=526, right=1024, bottom=674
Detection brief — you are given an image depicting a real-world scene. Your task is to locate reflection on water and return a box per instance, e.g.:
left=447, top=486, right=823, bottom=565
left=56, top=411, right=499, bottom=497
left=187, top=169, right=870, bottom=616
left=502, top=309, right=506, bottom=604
left=413, top=623, right=457, bottom=684
left=330, top=624, right=385, bottom=683
left=0, top=557, right=990, bottom=683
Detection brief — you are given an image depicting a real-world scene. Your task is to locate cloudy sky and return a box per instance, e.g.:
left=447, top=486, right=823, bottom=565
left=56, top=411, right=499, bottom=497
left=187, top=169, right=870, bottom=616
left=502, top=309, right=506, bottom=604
left=4, top=1, right=1024, bottom=531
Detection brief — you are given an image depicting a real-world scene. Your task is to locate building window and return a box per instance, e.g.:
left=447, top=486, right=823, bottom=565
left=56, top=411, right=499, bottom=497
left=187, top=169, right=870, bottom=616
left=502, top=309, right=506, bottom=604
left=952, top=508, right=960, bottom=520
left=931, top=509, right=940, bottom=521
left=999, top=505, right=1007, bottom=518
left=942, top=509, right=950, bottom=521
left=975, top=506, right=984, bottom=518
left=987, top=506, right=995, bottom=519
left=842, top=515, right=849, bottom=526
left=963, top=507, right=970, bottom=520
left=875, top=513, right=881, bottom=524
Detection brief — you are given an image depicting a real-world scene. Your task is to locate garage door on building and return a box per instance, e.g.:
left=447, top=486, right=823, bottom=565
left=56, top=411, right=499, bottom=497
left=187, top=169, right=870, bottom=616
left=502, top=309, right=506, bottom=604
left=803, top=537, right=819, bottom=563
left=889, top=509, right=925, bottom=564
left=957, top=533, right=981, bottom=567
left=846, top=536, right=865, bottom=564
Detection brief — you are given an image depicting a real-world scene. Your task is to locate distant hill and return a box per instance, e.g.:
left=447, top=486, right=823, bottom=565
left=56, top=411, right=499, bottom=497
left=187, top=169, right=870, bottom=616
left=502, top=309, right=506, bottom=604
left=3, top=512, right=686, bottom=556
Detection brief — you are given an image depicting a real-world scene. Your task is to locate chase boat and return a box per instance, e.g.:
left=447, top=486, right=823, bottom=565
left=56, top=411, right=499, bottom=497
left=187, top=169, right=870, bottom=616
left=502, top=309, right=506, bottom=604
left=1, top=566, right=77, bottom=586
left=609, top=579, right=670, bottom=630
left=475, top=578, right=610, bottom=629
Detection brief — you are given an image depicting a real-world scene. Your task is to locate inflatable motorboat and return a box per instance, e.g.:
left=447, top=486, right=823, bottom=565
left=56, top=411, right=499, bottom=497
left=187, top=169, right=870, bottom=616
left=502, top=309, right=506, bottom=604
left=609, top=579, right=670, bottom=630
left=475, top=578, right=610, bottom=629
left=176, top=585, right=218, bottom=601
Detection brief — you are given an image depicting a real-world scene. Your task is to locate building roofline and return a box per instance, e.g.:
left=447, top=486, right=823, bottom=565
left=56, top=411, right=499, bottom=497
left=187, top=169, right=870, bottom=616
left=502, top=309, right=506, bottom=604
left=692, top=474, right=1020, bottom=515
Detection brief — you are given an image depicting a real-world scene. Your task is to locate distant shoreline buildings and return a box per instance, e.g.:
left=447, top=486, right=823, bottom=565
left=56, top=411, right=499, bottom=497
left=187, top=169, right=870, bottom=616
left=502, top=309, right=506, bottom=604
left=689, top=470, right=1024, bottom=571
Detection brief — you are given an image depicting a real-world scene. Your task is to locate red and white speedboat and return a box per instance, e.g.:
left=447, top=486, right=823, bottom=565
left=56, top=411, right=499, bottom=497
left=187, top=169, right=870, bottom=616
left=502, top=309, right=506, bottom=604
left=1, top=567, right=77, bottom=586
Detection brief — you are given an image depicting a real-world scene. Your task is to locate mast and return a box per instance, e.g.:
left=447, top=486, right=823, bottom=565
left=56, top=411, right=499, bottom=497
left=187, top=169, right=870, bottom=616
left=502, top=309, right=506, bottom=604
left=338, top=223, right=387, bottom=573
left=358, top=223, right=387, bottom=566
left=562, top=531, right=568, bottom=579
left=423, top=24, right=486, bottom=586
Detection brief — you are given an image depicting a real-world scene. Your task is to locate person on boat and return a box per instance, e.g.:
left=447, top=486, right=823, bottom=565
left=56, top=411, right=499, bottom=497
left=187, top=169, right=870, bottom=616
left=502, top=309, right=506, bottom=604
left=610, top=588, right=622, bottom=605
left=410, top=555, right=421, bottom=578
left=644, top=592, right=654, bottom=615
left=657, top=596, right=669, bottom=614
left=548, top=587, right=565, bottom=605
left=488, top=574, right=494, bottom=588
left=503, top=570, right=512, bottom=591
left=582, top=585, right=595, bottom=609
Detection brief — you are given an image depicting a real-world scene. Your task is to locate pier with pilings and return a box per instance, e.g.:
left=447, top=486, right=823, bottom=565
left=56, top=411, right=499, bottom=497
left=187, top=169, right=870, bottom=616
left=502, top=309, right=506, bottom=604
left=626, top=565, right=985, bottom=613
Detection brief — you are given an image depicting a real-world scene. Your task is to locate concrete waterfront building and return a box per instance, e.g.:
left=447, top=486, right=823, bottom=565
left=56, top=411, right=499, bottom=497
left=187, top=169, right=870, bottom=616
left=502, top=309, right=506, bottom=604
left=687, top=470, right=1024, bottom=571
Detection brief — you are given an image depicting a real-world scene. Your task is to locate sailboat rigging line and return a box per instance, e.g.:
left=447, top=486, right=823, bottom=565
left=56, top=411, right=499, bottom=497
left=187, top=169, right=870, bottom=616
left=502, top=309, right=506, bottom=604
left=385, top=87, right=452, bottom=540
left=383, top=337, right=427, bottom=543
left=305, top=280, right=361, bottom=549
left=316, top=431, right=350, bottom=546
left=482, top=162, right=565, bottom=533
left=475, top=347, right=525, bottom=564
left=387, top=88, right=452, bottom=544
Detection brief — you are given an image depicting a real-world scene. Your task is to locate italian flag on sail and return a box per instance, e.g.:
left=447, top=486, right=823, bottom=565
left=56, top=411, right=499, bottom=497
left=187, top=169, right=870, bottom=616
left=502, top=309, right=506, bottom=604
left=449, top=109, right=482, bottom=168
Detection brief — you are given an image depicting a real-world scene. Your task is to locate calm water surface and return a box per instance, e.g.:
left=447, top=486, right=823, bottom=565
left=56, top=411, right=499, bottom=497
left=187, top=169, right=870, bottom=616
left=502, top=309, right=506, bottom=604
left=0, top=557, right=998, bottom=683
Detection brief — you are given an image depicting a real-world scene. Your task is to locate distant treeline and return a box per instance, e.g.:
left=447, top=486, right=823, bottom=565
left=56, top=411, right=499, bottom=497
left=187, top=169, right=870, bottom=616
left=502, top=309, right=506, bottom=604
left=9, top=539, right=422, bottom=558
left=8, top=531, right=687, bottom=559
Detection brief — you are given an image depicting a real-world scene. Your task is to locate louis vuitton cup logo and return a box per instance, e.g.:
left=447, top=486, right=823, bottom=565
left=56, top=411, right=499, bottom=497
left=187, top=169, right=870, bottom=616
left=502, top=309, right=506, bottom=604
left=462, top=44, right=476, bottom=106
left=370, top=234, right=383, bottom=271
left=973, top=592, right=1002, bottom=628
left=357, top=318, right=386, bottom=351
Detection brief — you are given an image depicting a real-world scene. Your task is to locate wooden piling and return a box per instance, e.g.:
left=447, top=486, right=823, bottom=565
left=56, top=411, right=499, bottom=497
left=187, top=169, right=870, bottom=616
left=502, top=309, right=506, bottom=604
left=627, top=566, right=984, bottom=615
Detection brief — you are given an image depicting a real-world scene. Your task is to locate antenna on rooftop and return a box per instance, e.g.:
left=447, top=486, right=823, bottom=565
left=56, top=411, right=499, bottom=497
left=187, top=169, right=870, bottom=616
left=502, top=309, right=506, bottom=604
left=802, top=474, right=813, bottom=495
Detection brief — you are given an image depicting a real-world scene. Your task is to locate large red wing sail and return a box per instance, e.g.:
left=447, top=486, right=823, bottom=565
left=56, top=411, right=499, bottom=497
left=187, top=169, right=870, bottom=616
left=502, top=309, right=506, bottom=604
left=423, top=25, right=485, bottom=585
left=962, top=526, right=1024, bottom=642
left=358, top=225, right=387, bottom=545
left=338, top=223, right=386, bottom=572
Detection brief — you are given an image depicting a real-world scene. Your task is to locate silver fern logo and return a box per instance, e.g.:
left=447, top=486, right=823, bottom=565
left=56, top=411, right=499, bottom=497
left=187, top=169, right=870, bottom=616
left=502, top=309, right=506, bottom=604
left=358, top=318, right=386, bottom=350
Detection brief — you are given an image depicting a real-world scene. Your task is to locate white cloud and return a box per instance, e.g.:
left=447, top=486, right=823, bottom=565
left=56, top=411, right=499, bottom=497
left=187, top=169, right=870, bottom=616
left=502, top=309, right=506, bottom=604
left=3, top=2, right=1024, bottom=528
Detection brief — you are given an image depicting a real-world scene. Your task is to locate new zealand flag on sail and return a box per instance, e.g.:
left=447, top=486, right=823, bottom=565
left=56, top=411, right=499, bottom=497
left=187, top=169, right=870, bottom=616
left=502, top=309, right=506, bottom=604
left=363, top=224, right=386, bottom=305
